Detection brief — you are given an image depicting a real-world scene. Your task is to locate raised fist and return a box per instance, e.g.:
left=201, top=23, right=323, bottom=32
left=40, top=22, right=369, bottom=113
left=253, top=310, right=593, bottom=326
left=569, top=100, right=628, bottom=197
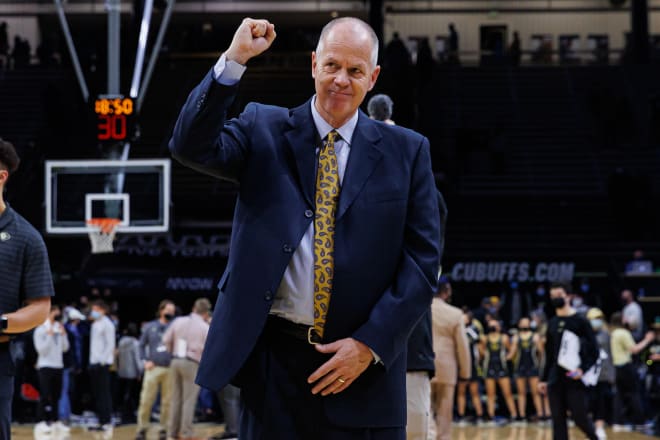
left=224, top=18, right=276, bottom=65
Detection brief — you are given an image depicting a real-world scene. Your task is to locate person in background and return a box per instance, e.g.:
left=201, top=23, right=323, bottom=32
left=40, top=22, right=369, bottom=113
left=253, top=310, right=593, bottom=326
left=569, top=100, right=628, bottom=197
left=621, top=289, right=644, bottom=341
left=511, top=316, right=544, bottom=423
left=430, top=282, right=471, bottom=440
left=163, top=298, right=211, bottom=440
left=87, top=299, right=116, bottom=435
left=643, top=319, right=660, bottom=435
left=480, top=318, right=517, bottom=425
left=609, top=312, right=655, bottom=431
left=455, top=310, right=484, bottom=426
left=508, top=31, right=521, bottom=66
left=0, top=137, right=54, bottom=439
left=136, top=299, right=175, bottom=440
left=117, top=322, right=143, bottom=424
left=448, top=23, right=459, bottom=64
left=587, top=308, right=615, bottom=440
left=63, top=307, right=87, bottom=417
left=33, top=304, right=70, bottom=437
left=538, top=283, right=599, bottom=440
left=367, top=94, right=395, bottom=126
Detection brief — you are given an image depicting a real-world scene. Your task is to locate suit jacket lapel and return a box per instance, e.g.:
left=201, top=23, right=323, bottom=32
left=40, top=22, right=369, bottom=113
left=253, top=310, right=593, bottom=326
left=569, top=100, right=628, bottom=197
left=284, top=99, right=317, bottom=207
left=337, top=112, right=383, bottom=221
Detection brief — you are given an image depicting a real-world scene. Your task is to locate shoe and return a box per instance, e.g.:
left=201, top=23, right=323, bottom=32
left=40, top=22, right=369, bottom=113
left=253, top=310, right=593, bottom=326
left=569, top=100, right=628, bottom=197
left=135, top=429, right=147, bottom=440
left=596, top=427, right=607, bottom=440
left=612, top=424, right=632, bottom=432
left=475, top=417, right=485, bottom=426
left=455, top=417, right=468, bottom=427
left=159, top=429, right=168, bottom=440
left=34, top=421, right=52, bottom=435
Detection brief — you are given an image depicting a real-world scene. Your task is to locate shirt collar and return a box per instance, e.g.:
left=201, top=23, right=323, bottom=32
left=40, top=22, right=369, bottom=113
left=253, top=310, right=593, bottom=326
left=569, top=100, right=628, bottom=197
left=310, top=96, right=359, bottom=146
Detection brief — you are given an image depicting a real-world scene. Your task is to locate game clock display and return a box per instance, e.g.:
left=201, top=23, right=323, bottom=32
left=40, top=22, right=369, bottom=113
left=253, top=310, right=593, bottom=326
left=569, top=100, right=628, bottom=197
left=94, top=96, right=134, bottom=142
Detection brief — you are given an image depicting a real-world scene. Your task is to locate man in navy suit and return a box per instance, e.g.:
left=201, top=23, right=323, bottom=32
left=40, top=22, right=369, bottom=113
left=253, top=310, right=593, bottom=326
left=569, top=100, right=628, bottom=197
left=169, top=17, right=441, bottom=439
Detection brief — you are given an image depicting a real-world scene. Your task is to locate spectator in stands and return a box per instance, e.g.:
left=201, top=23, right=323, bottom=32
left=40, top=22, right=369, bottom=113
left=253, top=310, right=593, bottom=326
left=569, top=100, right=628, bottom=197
left=163, top=298, right=211, bottom=440
left=117, top=323, right=142, bottom=424
left=621, top=289, right=644, bottom=341
left=508, top=31, right=521, bottom=66
left=416, top=37, right=434, bottom=85
left=448, top=23, right=459, bottom=64
left=500, top=281, right=532, bottom=329
left=136, top=299, right=175, bottom=440
left=480, top=318, right=518, bottom=425
left=430, top=282, right=471, bottom=439
left=455, top=311, right=484, bottom=425
left=511, top=316, right=544, bottom=423
left=87, top=299, right=116, bottom=435
left=367, top=94, right=395, bottom=125
left=610, top=312, right=655, bottom=430
left=33, top=304, right=70, bottom=437
left=384, top=31, right=412, bottom=72
left=587, top=308, right=615, bottom=440
left=11, top=35, right=30, bottom=68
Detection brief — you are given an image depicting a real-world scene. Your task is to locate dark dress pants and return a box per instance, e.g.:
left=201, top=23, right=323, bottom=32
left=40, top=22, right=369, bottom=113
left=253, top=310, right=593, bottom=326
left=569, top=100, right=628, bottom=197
left=89, top=364, right=113, bottom=425
left=548, top=378, right=597, bottom=440
left=238, top=324, right=404, bottom=440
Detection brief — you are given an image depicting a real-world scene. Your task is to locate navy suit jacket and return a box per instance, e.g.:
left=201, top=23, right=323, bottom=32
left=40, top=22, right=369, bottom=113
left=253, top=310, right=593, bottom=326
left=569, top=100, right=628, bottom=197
left=169, top=69, right=441, bottom=428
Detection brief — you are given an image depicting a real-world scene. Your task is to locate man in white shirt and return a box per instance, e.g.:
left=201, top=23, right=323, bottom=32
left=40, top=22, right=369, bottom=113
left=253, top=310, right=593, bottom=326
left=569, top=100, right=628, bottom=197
left=621, top=289, right=644, bottom=341
left=87, top=300, right=116, bottom=434
left=33, top=304, right=70, bottom=436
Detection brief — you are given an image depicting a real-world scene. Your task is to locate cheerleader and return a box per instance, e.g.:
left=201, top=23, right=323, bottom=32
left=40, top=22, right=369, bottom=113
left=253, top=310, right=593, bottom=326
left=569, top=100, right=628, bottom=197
left=479, top=319, right=518, bottom=424
left=456, top=311, right=484, bottom=425
left=511, top=317, right=544, bottom=423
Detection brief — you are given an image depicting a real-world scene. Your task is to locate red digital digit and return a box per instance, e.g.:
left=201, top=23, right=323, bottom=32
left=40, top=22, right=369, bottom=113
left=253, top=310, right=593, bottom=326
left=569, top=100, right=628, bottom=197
left=97, top=115, right=111, bottom=140
left=112, top=115, right=127, bottom=140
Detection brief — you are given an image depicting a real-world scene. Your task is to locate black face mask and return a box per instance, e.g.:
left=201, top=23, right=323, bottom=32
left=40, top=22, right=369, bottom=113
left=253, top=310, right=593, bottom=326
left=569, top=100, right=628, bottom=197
left=53, top=314, right=62, bottom=321
left=488, top=326, right=498, bottom=333
left=163, top=313, right=174, bottom=322
left=551, top=297, right=566, bottom=309
left=518, top=327, right=531, bottom=332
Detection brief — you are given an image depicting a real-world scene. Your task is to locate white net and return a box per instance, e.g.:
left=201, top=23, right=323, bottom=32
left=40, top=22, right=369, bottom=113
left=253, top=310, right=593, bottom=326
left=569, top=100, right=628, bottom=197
left=86, top=219, right=120, bottom=254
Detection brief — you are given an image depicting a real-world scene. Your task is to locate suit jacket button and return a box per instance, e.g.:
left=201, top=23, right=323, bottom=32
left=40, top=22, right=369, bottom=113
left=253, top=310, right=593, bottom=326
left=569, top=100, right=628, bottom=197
left=264, top=291, right=273, bottom=301
left=283, top=244, right=293, bottom=253
left=305, top=209, right=313, bottom=218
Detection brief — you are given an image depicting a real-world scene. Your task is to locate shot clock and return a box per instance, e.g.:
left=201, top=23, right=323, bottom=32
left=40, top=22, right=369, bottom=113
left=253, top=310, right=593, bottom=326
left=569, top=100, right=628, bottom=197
left=94, top=96, right=135, bottom=143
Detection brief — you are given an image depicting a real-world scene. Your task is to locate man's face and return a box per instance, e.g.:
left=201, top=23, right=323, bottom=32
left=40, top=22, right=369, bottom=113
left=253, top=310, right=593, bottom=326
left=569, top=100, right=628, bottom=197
left=312, top=23, right=380, bottom=128
left=161, top=303, right=175, bottom=318
left=621, top=290, right=632, bottom=303
left=549, top=287, right=566, bottom=300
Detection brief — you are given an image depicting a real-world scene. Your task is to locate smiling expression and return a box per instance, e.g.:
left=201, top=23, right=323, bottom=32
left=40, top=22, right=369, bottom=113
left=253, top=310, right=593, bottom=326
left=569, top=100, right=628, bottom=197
left=312, top=21, right=380, bottom=128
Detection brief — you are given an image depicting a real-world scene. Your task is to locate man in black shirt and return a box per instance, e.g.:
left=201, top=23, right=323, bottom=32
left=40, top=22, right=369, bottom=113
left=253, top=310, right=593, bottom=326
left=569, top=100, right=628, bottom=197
left=0, top=137, right=54, bottom=438
left=538, top=283, right=599, bottom=440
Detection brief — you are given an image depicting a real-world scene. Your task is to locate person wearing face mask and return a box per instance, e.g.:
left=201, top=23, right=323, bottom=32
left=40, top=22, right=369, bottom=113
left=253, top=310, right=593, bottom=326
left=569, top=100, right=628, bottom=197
left=479, top=319, right=518, bottom=425
left=87, top=299, right=116, bottom=435
left=33, top=304, right=70, bottom=437
left=135, top=299, right=176, bottom=440
left=538, top=282, right=599, bottom=440
left=586, top=308, right=615, bottom=440
left=510, top=317, right=544, bottom=424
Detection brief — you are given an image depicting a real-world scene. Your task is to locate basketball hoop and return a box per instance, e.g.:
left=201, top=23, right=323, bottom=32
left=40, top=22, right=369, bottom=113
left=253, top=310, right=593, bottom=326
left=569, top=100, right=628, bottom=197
left=86, top=218, right=121, bottom=254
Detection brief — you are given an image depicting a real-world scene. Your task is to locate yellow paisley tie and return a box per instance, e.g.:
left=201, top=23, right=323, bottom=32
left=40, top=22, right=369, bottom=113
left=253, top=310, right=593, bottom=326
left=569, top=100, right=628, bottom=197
left=313, top=130, right=340, bottom=340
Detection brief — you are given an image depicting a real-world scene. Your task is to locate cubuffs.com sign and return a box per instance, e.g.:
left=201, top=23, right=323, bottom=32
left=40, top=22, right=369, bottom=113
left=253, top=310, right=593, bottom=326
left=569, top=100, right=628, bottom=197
left=450, top=262, right=575, bottom=283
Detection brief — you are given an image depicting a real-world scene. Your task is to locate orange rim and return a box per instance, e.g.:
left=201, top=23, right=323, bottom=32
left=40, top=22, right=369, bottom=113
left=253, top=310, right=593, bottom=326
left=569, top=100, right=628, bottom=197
left=86, top=218, right=121, bottom=234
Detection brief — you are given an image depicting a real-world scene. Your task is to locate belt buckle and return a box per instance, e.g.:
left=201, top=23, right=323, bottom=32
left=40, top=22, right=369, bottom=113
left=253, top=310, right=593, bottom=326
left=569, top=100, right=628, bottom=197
left=307, top=327, right=321, bottom=345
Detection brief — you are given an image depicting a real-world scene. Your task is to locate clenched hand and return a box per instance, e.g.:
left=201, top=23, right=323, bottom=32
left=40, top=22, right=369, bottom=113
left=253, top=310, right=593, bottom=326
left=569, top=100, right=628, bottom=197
left=224, top=18, right=276, bottom=65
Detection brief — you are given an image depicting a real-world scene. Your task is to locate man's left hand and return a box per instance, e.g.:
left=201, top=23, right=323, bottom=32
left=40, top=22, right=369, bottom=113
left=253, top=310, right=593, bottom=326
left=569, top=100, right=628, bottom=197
left=308, top=338, right=374, bottom=396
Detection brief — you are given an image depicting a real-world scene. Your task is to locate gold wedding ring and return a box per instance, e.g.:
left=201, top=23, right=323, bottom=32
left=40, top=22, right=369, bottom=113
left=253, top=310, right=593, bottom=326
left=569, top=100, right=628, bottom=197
left=337, top=377, right=346, bottom=384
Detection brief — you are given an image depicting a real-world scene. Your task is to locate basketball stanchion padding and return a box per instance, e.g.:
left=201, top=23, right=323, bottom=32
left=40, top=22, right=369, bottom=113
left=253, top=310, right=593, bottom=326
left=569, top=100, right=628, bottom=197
left=86, top=218, right=121, bottom=253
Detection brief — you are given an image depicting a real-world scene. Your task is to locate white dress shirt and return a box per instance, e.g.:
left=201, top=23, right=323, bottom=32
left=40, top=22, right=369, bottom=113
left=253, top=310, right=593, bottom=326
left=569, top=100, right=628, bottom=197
left=90, top=315, right=116, bottom=366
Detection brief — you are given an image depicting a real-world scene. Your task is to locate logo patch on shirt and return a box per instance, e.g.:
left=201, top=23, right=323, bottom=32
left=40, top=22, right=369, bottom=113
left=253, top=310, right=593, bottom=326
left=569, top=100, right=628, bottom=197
left=0, top=232, right=10, bottom=241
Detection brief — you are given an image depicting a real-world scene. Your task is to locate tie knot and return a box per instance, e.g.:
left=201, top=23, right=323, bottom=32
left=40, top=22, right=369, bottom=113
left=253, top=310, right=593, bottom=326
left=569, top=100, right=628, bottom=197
left=326, top=130, right=339, bottom=145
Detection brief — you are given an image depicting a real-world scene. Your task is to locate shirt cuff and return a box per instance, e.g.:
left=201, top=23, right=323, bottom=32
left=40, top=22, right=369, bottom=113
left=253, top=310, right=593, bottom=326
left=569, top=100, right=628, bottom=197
left=369, top=348, right=382, bottom=365
left=213, top=53, right=247, bottom=85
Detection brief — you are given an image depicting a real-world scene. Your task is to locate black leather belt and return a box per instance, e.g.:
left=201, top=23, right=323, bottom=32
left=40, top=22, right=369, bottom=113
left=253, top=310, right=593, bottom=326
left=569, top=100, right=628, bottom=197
left=266, top=315, right=321, bottom=344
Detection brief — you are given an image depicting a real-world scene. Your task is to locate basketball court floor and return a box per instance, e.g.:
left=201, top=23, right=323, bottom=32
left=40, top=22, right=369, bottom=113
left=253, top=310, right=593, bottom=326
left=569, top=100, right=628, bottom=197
left=9, top=424, right=656, bottom=439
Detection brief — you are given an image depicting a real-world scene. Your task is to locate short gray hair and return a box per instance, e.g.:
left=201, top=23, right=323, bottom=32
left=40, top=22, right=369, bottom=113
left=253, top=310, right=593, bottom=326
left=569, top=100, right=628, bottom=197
left=367, top=94, right=393, bottom=121
left=316, top=17, right=379, bottom=68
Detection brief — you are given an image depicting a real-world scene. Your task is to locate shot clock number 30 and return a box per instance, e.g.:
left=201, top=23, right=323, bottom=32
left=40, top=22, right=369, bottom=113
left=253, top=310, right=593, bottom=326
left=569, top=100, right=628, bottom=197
left=94, top=96, right=134, bottom=142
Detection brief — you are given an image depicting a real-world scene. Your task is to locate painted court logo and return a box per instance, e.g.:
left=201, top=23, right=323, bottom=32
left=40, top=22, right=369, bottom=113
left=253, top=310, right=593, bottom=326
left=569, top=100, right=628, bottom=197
left=0, top=232, right=10, bottom=241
